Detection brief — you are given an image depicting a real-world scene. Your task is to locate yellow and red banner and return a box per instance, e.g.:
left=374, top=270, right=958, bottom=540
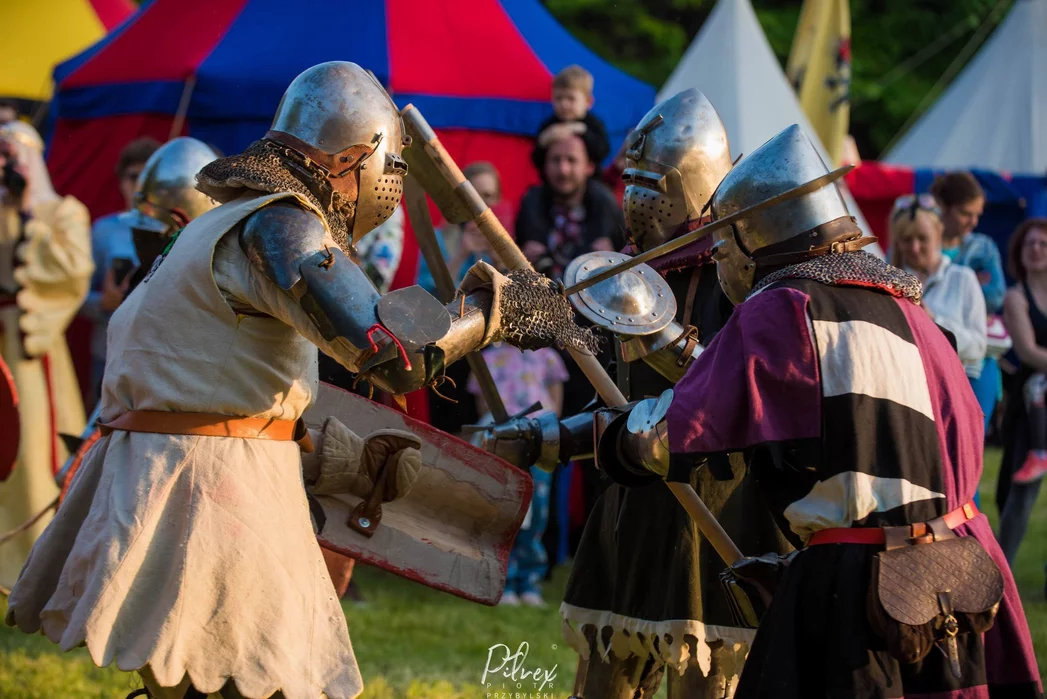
left=787, top=0, right=852, bottom=165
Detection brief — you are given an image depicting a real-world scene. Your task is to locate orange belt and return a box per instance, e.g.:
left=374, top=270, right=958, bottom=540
left=806, top=501, right=980, bottom=547
left=99, top=410, right=314, bottom=452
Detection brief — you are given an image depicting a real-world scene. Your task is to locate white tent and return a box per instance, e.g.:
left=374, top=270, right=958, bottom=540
left=658, top=0, right=873, bottom=239
left=885, top=0, right=1046, bottom=174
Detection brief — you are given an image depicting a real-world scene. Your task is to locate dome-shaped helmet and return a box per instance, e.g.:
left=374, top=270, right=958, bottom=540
left=710, top=124, right=851, bottom=303
left=267, top=61, right=409, bottom=242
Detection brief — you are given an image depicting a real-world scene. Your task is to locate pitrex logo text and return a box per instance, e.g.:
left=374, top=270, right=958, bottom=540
left=481, top=641, right=557, bottom=693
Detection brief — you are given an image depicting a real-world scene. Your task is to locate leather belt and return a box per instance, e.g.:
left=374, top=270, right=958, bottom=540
left=806, top=501, right=979, bottom=547
left=99, top=410, right=314, bottom=452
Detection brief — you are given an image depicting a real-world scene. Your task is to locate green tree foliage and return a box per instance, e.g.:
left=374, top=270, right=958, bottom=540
left=543, top=0, right=1013, bottom=159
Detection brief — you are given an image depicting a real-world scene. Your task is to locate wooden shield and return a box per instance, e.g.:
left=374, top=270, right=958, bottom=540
left=0, top=354, right=18, bottom=481
left=304, top=382, right=532, bottom=606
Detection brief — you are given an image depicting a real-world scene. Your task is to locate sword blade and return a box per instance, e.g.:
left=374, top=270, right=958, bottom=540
left=563, top=165, right=855, bottom=296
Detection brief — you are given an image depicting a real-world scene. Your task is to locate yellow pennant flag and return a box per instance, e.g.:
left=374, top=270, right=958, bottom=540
left=786, top=0, right=852, bottom=165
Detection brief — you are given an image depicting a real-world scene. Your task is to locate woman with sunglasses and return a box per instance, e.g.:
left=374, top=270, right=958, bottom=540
left=930, top=173, right=1006, bottom=429
left=999, top=219, right=1047, bottom=568
left=891, top=194, right=988, bottom=384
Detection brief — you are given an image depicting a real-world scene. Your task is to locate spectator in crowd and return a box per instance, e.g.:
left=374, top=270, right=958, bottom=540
left=80, top=136, right=160, bottom=402
left=0, top=121, right=93, bottom=588
left=517, top=133, right=625, bottom=281
left=930, top=172, right=1005, bottom=428
left=352, top=205, right=404, bottom=294
left=468, top=344, right=568, bottom=607
left=415, top=161, right=514, bottom=438
left=417, top=161, right=507, bottom=295
left=517, top=131, right=624, bottom=546
left=891, top=193, right=987, bottom=381
left=0, top=101, right=19, bottom=125
left=999, top=218, right=1047, bottom=565
left=531, top=65, right=610, bottom=177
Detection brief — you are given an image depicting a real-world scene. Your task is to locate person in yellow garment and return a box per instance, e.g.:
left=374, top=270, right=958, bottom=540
left=0, top=120, right=92, bottom=590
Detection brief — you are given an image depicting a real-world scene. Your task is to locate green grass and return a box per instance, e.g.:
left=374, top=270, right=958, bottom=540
left=980, top=448, right=1047, bottom=681
left=1, top=448, right=1044, bottom=698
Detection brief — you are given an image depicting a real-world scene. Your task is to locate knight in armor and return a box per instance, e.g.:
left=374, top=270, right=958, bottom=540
left=5, top=61, right=580, bottom=699
left=480, top=90, right=792, bottom=698
left=127, top=136, right=222, bottom=289
left=587, top=125, right=1042, bottom=697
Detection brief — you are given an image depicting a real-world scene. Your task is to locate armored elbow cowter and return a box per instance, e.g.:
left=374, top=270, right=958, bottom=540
left=239, top=201, right=493, bottom=395
left=595, top=389, right=673, bottom=487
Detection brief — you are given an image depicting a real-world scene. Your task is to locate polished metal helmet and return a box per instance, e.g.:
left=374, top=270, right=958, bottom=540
left=622, top=88, right=733, bottom=251
left=267, top=61, right=409, bottom=242
left=710, top=124, right=851, bottom=303
left=133, top=137, right=219, bottom=237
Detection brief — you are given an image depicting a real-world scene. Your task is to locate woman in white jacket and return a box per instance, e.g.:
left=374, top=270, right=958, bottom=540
left=891, top=193, right=988, bottom=380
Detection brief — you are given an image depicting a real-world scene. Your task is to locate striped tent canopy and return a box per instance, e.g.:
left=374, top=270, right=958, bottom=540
left=0, top=0, right=133, bottom=107
left=48, top=0, right=655, bottom=230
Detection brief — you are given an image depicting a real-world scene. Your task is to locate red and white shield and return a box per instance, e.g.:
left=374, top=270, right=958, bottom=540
left=0, top=355, right=19, bottom=481
left=304, top=382, right=532, bottom=606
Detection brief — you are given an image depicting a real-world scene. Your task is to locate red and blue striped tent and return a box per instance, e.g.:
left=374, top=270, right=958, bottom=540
left=846, top=163, right=1047, bottom=263
left=48, top=0, right=653, bottom=238
left=50, top=0, right=654, bottom=421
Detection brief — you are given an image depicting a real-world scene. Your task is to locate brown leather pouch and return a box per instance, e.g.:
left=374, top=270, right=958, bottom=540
left=866, top=531, right=1004, bottom=677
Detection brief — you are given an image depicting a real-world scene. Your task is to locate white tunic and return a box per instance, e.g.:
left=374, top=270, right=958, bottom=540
left=908, top=256, right=987, bottom=379
left=6, top=191, right=368, bottom=699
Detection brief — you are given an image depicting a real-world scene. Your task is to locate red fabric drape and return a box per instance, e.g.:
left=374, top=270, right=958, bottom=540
left=49, top=114, right=182, bottom=220
left=845, top=162, right=915, bottom=251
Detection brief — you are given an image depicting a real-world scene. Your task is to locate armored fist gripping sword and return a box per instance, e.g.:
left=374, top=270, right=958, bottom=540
left=399, top=104, right=746, bottom=567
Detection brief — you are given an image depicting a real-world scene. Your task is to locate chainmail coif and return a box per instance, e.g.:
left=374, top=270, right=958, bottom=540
left=196, top=139, right=354, bottom=253
left=498, top=268, right=601, bottom=355
left=751, top=250, right=923, bottom=302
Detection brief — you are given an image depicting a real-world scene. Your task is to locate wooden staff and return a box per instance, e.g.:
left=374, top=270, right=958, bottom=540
left=402, top=175, right=509, bottom=423
left=400, top=104, right=744, bottom=567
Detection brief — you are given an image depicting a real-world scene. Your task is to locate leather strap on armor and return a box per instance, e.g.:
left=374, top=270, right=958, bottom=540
left=750, top=216, right=874, bottom=268
left=681, top=265, right=702, bottom=328
left=99, top=411, right=314, bottom=452
left=806, top=501, right=979, bottom=547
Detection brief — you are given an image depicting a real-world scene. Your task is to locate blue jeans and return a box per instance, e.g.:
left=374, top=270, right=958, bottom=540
left=969, top=357, right=1001, bottom=431
left=506, top=466, right=551, bottom=596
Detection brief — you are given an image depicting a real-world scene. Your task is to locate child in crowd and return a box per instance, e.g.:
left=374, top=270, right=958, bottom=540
left=531, top=65, right=610, bottom=173
left=468, top=343, right=568, bottom=607
left=417, top=161, right=510, bottom=295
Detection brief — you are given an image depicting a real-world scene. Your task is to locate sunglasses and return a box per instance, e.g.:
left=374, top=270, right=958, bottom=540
left=891, top=193, right=941, bottom=222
